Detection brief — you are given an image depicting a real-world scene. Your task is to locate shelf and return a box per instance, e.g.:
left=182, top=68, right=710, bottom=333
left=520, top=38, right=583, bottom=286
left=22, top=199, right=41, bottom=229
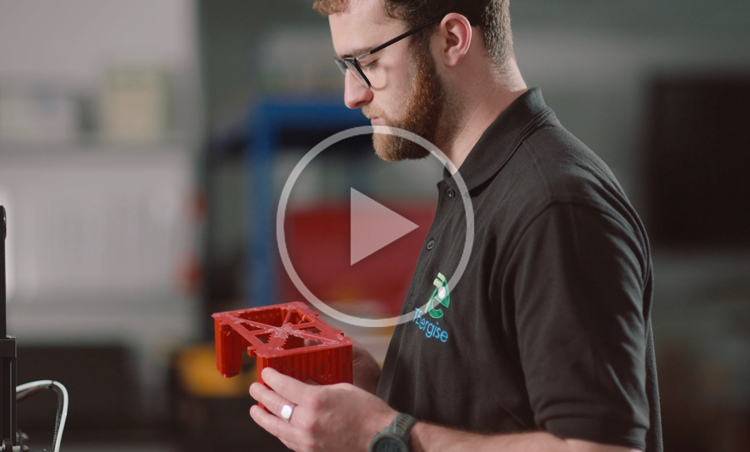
left=0, top=135, right=197, bottom=156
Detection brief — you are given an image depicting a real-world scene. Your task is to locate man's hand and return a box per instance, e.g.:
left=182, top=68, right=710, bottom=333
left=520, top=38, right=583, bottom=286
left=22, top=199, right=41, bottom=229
left=249, top=369, right=642, bottom=452
left=352, top=342, right=381, bottom=394
left=249, top=367, right=396, bottom=452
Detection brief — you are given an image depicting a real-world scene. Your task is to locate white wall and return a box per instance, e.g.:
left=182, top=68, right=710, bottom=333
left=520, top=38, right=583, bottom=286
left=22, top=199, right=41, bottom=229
left=0, top=0, right=197, bottom=84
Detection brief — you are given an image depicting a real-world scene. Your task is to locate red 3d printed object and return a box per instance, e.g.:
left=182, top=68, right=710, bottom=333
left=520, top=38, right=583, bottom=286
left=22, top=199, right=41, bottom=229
left=213, top=302, right=354, bottom=389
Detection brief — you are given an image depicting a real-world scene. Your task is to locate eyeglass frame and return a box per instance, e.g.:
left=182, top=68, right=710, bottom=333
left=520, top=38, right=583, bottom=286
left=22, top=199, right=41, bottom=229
left=333, top=16, right=442, bottom=89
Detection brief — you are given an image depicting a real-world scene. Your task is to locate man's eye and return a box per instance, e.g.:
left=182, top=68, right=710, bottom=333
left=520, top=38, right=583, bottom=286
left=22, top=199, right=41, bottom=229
left=361, top=60, right=378, bottom=71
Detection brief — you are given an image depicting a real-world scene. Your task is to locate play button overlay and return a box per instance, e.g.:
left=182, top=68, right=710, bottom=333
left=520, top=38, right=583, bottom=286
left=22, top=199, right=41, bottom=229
left=350, top=188, right=419, bottom=265
left=277, top=125, right=474, bottom=328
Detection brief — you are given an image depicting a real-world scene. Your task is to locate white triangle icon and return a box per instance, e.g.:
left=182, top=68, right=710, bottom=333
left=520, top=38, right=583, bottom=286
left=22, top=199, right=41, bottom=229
left=350, top=188, right=419, bottom=265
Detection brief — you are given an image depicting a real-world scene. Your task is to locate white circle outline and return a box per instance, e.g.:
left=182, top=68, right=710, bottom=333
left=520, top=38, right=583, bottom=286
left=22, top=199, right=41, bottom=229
left=277, top=125, right=475, bottom=327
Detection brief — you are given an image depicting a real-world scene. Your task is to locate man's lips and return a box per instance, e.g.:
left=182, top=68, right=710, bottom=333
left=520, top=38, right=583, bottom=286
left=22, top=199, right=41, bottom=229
left=363, top=110, right=385, bottom=125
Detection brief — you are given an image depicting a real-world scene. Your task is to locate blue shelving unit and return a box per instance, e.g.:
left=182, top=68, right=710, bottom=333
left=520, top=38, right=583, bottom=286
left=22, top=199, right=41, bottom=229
left=245, top=97, right=369, bottom=308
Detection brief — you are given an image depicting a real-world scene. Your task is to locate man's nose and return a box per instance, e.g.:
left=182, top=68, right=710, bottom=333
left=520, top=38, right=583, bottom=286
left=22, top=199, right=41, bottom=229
left=343, top=71, right=373, bottom=109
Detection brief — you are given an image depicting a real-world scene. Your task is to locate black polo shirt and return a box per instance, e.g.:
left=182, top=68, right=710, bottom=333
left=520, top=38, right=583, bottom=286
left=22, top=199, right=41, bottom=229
left=376, top=88, right=663, bottom=451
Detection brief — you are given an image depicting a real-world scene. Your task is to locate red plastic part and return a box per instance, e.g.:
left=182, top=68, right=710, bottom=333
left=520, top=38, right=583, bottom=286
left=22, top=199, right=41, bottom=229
left=213, top=302, right=354, bottom=393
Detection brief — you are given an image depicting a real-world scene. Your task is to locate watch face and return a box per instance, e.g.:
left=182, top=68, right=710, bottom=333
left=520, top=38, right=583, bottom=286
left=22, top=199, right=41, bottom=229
left=375, top=437, right=406, bottom=452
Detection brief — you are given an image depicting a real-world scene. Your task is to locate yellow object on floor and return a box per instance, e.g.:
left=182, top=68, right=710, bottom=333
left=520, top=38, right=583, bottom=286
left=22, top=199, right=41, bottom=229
left=176, top=343, right=256, bottom=397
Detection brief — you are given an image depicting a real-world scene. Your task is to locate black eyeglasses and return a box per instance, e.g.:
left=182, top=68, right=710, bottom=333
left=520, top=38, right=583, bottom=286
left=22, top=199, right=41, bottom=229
left=334, top=16, right=441, bottom=89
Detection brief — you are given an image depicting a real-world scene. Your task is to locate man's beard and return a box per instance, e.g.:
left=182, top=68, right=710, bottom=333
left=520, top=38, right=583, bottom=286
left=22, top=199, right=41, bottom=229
left=370, top=46, right=448, bottom=162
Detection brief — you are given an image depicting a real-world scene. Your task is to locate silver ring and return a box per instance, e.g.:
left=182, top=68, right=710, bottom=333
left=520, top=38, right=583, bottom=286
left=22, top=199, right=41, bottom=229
left=280, top=403, right=294, bottom=422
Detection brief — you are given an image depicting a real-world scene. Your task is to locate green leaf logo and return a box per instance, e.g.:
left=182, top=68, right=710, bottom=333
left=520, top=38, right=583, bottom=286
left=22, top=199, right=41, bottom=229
left=427, top=272, right=450, bottom=319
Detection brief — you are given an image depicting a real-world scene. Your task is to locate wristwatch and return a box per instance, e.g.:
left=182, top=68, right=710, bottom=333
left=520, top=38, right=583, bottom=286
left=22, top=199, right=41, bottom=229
left=369, top=413, right=417, bottom=452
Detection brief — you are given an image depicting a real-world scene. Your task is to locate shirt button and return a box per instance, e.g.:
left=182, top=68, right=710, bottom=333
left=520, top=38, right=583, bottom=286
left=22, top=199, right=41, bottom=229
left=427, top=239, right=435, bottom=250
left=447, top=188, right=455, bottom=198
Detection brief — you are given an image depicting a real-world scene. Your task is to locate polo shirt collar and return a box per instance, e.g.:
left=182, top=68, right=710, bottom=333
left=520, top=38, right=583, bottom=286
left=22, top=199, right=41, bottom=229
left=443, top=87, right=556, bottom=191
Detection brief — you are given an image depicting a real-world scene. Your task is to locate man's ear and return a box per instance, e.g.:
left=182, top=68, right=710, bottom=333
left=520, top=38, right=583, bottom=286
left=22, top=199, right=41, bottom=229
left=436, top=13, right=472, bottom=68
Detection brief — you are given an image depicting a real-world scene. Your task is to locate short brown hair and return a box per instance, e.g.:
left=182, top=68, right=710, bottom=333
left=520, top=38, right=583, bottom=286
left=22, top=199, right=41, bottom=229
left=313, top=0, right=513, bottom=65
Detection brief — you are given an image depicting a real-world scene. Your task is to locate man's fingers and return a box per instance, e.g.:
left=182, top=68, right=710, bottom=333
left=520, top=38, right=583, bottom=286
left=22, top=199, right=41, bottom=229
left=249, top=405, right=299, bottom=446
left=262, top=367, right=311, bottom=404
left=249, top=382, right=296, bottom=421
left=279, top=437, right=299, bottom=452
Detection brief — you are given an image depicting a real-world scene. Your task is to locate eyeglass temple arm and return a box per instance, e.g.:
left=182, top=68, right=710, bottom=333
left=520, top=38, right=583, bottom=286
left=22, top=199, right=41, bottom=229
left=357, top=16, right=442, bottom=60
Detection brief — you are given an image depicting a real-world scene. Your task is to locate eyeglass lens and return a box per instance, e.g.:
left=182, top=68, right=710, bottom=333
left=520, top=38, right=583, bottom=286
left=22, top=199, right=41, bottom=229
left=345, top=60, right=370, bottom=88
left=335, top=58, right=371, bottom=89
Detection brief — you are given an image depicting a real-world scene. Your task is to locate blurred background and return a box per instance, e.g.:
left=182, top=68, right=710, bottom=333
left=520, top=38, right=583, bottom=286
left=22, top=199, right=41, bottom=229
left=0, top=0, right=748, bottom=451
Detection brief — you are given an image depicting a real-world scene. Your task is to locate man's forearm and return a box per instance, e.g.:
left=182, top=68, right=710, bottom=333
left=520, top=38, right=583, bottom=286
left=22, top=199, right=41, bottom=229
left=352, top=343, right=382, bottom=394
left=410, top=423, right=641, bottom=452
left=410, top=424, right=570, bottom=452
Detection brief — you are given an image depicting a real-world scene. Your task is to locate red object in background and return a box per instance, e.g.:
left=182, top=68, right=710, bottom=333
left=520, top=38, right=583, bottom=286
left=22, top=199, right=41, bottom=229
left=213, top=302, right=353, bottom=402
left=281, top=202, right=436, bottom=316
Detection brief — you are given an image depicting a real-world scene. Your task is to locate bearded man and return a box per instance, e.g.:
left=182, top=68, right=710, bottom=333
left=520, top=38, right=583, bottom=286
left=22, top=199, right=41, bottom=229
left=248, top=1, right=663, bottom=451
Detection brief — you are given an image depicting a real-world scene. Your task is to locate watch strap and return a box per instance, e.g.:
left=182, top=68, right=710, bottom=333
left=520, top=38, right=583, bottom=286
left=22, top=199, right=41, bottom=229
left=370, top=413, right=418, bottom=452
left=390, top=413, right=417, bottom=438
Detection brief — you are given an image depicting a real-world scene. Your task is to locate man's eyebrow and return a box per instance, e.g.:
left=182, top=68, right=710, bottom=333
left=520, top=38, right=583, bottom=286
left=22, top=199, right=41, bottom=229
left=338, top=47, right=373, bottom=59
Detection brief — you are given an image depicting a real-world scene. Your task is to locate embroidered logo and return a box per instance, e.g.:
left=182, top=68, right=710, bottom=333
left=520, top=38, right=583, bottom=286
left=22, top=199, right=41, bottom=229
left=427, top=272, right=450, bottom=319
left=411, top=272, right=451, bottom=343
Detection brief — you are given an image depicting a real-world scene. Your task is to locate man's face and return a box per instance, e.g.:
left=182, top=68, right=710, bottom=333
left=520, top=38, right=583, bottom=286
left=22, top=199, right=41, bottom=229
left=328, top=0, right=447, bottom=162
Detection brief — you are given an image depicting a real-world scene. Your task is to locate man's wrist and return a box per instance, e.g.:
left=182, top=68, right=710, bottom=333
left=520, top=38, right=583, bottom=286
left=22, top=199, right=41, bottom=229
left=408, top=421, right=427, bottom=452
left=365, top=409, right=398, bottom=450
left=370, top=412, right=417, bottom=452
